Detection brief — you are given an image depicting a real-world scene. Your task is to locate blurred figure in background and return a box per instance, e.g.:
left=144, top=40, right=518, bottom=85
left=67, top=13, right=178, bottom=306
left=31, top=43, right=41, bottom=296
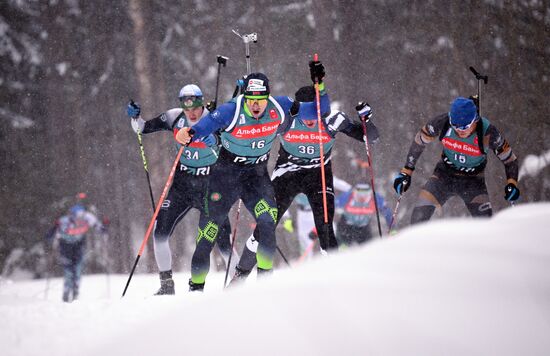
left=335, top=183, right=392, bottom=246
left=51, top=204, right=104, bottom=302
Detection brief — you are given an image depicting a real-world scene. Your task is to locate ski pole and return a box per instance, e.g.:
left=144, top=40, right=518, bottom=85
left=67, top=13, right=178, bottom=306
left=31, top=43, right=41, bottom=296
left=130, top=99, right=156, bottom=212
left=277, top=246, right=291, bottom=267
left=387, top=195, right=402, bottom=234
left=360, top=117, right=383, bottom=237
left=469, top=66, right=488, bottom=117
left=122, top=146, right=184, bottom=297
left=212, top=55, right=228, bottom=110
left=313, top=53, right=331, bottom=249
left=224, top=200, right=242, bottom=288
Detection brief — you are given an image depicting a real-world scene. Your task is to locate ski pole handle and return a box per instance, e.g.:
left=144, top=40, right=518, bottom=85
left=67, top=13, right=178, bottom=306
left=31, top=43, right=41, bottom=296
left=469, top=66, right=488, bottom=84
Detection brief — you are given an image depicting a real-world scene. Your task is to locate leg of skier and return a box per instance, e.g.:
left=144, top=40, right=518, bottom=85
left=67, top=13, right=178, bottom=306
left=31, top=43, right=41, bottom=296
left=153, top=183, right=193, bottom=295
left=306, top=165, right=337, bottom=251
left=190, top=163, right=242, bottom=292
left=239, top=168, right=279, bottom=277
left=410, top=169, right=453, bottom=224
left=459, top=176, right=493, bottom=218
left=230, top=171, right=298, bottom=284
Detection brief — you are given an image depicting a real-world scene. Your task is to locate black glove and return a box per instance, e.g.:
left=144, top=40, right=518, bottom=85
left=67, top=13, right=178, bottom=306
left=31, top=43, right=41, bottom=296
left=309, top=60, right=325, bottom=84
left=127, top=100, right=141, bottom=118
left=206, top=100, right=217, bottom=111
left=355, top=101, right=373, bottom=121
left=393, top=171, right=412, bottom=195
left=504, top=182, right=520, bottom=201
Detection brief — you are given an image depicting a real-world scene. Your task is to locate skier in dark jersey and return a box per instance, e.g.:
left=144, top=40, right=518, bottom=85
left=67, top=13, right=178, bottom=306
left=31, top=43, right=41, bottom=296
left=126, top=84, right=233, bottom=295
left=229, top=86, right=381, bottom=283
left=393, top=96, right=519, bottom=224
left=174, top=60, right=329, bottom=291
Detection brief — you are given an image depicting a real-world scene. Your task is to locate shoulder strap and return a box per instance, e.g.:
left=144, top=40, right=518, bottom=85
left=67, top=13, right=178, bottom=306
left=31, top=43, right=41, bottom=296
left=476, top=119, right=485, bottom=154
left=438, top=118, right=450, bottom=141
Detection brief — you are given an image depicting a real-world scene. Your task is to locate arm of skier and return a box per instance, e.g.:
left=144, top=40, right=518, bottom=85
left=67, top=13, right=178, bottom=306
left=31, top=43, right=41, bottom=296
left=402, top=114, right=448, bottom=173
left=393, top=114, right=447, bottom=194
left=126, top=101, right=182, bottom=134
left=340, top=117, right=380, bottom=142
left=174, top=102, right=236, bottom=144
left=487, top=124, right=520, bottom=200
left=340, top=101, right=380, bottom=142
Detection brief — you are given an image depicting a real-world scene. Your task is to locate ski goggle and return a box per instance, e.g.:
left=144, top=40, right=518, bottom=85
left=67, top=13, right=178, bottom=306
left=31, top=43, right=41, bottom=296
left=179, top=95, right=203, bottom=109
left=245, top=97, right=268, bottom=106
left=449, top=116, right=478, bottom=131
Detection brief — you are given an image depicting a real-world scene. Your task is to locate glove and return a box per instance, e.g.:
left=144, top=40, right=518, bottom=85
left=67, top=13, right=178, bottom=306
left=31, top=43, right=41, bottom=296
left=174, top=127, right=194, bottom=145
left=504, top=182, right=520, bottom=201
left=393, top=170, right=412, bottom=195
left=309, top=60, right=325, bottom=84
left=206, top=100, right=216, bottom=112
left=131, top=117, right=145, bottom=133
left=355, top=101, right=373, bottom=121
left=126, top=101, right=141, bottom=118
left=202, top=134, right=217, bottom=147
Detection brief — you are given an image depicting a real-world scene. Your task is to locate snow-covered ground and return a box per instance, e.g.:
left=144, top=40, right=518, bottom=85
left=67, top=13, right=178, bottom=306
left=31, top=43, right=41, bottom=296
left=1, top=203, right=550, bottom=356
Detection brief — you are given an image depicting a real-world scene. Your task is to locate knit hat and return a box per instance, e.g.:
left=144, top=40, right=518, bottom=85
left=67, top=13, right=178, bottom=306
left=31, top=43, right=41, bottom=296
left=178, top=84, right=203, bottom=108
left=449, top=97, right=478, bottom=129
left=294, top=86, right=315, bottom=102
left=243, top=73, right=270, bottom=99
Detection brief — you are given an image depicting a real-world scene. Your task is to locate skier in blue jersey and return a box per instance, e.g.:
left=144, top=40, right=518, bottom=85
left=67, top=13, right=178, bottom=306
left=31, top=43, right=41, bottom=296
left=126, top=84, right=234, bottom=295
left=54, top=204, right=104, bottom=302
left=335, top=183, right=392, bottom=246
left=174, top=60, right=329, bottom=291
left=228, top=86, right=381, bottom=284
left=393, top=96, right=519, bottom=224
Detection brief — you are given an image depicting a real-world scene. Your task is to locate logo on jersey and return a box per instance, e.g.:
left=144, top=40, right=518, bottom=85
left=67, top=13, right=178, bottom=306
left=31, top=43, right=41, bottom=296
left=283, top=130, right=331, bottom=143
left=210, top=192, right=222, bottom=201
left=441, top=137, right=482, bottom=156
left=269, top=109, right=278, bottom=119
left=233, top=121, right=279, bottom=139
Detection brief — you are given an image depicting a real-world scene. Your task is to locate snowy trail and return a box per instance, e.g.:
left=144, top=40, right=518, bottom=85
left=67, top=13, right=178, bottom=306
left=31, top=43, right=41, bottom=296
left=1, top=203, right=550, bottom=356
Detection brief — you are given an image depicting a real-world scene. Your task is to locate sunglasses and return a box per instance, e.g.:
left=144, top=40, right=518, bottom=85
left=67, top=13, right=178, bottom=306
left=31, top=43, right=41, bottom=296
left=245, top=97, right=268, bottom=106
left=449, top=116, right=478, bottom=131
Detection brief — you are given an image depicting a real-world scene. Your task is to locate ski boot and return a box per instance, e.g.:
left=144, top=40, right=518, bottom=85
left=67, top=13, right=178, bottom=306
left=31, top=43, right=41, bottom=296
left=227, top=266, right=251, bottom=288
left=154, top=270, right=175, bottom=295
left=257, top=267, right=273, bottom=277
left=188, top=279, right=205, bottom=292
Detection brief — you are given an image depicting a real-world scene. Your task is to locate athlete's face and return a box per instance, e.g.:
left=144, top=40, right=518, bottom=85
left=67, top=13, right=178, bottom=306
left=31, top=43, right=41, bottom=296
left=302, top=119, right=317, bottom=128
left=454, top=121, right=477, bottom=138
left=245, top=98, right=268, bottom=119
left=183, top=106, right=204, bottom=124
